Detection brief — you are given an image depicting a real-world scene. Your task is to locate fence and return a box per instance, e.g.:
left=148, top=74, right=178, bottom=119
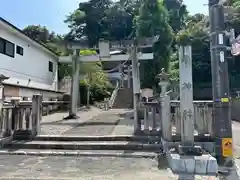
left=139, top=98, right=214, bottom=139
left=0, top=94, right=69, bottom=140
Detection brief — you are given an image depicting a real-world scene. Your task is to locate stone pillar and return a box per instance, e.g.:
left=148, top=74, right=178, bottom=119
left=131, top=40, right=141, bottom=133
left=118, top=64, right=124, bottom=88
left=179, top=45, right=194, bottom=147
left=0, top=75, right=9, bottom=137
left=171, top=79, right=181, bottom=135
left=127, top=65, right=131, bottom=88
left=32, top=94, right=42, bottom=137
left=161, top=95, right=172, bottom=141
left=66, top=49, right=80, bottom=119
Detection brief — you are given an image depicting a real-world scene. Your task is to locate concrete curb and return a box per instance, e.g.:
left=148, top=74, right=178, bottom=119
left=0, top=150, right=158, bottom=158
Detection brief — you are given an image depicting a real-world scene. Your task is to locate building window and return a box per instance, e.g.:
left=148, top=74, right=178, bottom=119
left=16, top=45, right=23, bottom=56
left=0, top=37, right=15, bottom=58
left=0, top=38, right=4, bottom=54
left=48, top=61, right=53, bottom=72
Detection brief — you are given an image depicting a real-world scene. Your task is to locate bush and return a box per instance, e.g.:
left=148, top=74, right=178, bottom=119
left=79, top=80, right=114, bottom=105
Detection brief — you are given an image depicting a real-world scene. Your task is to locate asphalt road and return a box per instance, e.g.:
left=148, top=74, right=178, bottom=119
left=0, top=155, right=218, bottom=180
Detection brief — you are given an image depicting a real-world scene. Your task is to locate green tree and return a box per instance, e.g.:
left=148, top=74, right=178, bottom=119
left=136, top=0, right=173, bottom=88
left=79, top=50, right=112, bottom=104
left=23, top=25, right=52, bottom=43
left=65, top=0, right=112, bottom=47
left=163, top=0, right=188, bottom=33
left=175, top=14, right=211, bottom=89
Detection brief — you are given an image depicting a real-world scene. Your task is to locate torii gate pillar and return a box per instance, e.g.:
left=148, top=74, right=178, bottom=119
left=65, top=49, right=80, bottom=119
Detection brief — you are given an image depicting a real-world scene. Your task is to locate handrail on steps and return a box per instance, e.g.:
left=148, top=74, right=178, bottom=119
left=108, top=81, right=120, bottom=108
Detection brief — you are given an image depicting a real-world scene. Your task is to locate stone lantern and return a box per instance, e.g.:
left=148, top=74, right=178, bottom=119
left=156, top=68, right=170, bottom=96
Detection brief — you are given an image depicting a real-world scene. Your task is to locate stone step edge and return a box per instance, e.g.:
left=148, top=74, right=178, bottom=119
left=34, top=135, right=163, bottom=141
left=9, top=140, right=163, bottom=146
left=0, top=149, right=159, bottom=158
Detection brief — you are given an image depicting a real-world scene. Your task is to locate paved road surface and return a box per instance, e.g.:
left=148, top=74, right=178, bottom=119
left=0, top=155, right=218, bottom=180
left=232, top=121, right=240, bottom=158
left=40, top=108, right=134, bottom=136
left=3, top=109, right=240, bottom=179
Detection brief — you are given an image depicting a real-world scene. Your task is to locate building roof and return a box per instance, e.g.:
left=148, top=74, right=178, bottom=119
left=0, top=17, right=58, bottom=59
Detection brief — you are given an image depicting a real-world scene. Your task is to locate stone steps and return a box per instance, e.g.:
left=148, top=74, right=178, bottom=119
left=112, top=88, right=133, bottom=109
left=4, top=140, right=163, bottom=152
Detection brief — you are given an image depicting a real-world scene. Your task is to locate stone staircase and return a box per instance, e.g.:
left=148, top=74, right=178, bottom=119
left=112, top=88, right=133, bottom=109
left=0, top=135, right=163, bottom=157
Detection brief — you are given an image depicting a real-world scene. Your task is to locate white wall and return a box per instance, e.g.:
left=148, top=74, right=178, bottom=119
left=0, top=23, right=58, bottom=91
left=19, top=88, right=62, bottom=101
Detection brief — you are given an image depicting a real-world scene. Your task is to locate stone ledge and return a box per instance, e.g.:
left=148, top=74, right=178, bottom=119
left=0, top=149, right=158, bottom=158
left=168, top=153, right=218, bottom=176
left=0, top=136, right=13, bottom=148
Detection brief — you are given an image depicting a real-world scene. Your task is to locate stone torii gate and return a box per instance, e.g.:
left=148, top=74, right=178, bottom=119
left=59, top=37, right=157, bottom=122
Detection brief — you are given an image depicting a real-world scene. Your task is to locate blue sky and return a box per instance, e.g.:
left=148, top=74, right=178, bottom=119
left=0, top=0, right=208, bottom=35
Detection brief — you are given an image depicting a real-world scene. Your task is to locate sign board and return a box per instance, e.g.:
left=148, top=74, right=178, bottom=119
left=222, top=138, right=233, bottom=157
left=140, top=88, right=153, bottom=98
left=99, top=41, right=110, bottom=58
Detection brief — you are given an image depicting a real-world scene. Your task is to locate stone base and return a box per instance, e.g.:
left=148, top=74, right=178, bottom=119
left=63, top=114, right=79, bottom=120
left=168, top=153, right=218, bottom=176
left=13, top=130, right=35, bottom=140
left=161, top=138, right=215, bottom=154
left=178, top=145, right=203, bottom=156
left=2, top=130, right=12, bottom=138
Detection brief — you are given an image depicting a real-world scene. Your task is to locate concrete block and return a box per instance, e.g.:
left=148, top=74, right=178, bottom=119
left=185, top=158, right=195, bottom=174
left=207, top=156, right=218, bottom=175
left=168, top=153, right=218, bottom=176
left=194, top=155, right=208, bottom=174
left=168, top=153, right=186, bottom=173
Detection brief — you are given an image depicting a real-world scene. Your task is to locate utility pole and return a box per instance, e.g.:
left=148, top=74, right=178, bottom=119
left=208, top=0, right=233, bottom=166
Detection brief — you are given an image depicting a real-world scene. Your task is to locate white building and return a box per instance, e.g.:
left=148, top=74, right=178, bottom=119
left=0, top=17, right=61, bottom=100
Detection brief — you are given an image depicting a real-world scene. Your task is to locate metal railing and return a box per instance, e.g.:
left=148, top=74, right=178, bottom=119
left=108, top=81, right=120, bottom=108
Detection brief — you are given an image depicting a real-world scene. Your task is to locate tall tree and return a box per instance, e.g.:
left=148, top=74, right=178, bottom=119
left=23, top=25, right=51, bottom=43
left=163, top=0, right=188, bottom=32
left=176, top=14, right=211, bottom=91
left=104, top=2, right=135, bottom=40
left=65, top=0, right=112, bottom=47
left=136, top=0, right=173, bottom=88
